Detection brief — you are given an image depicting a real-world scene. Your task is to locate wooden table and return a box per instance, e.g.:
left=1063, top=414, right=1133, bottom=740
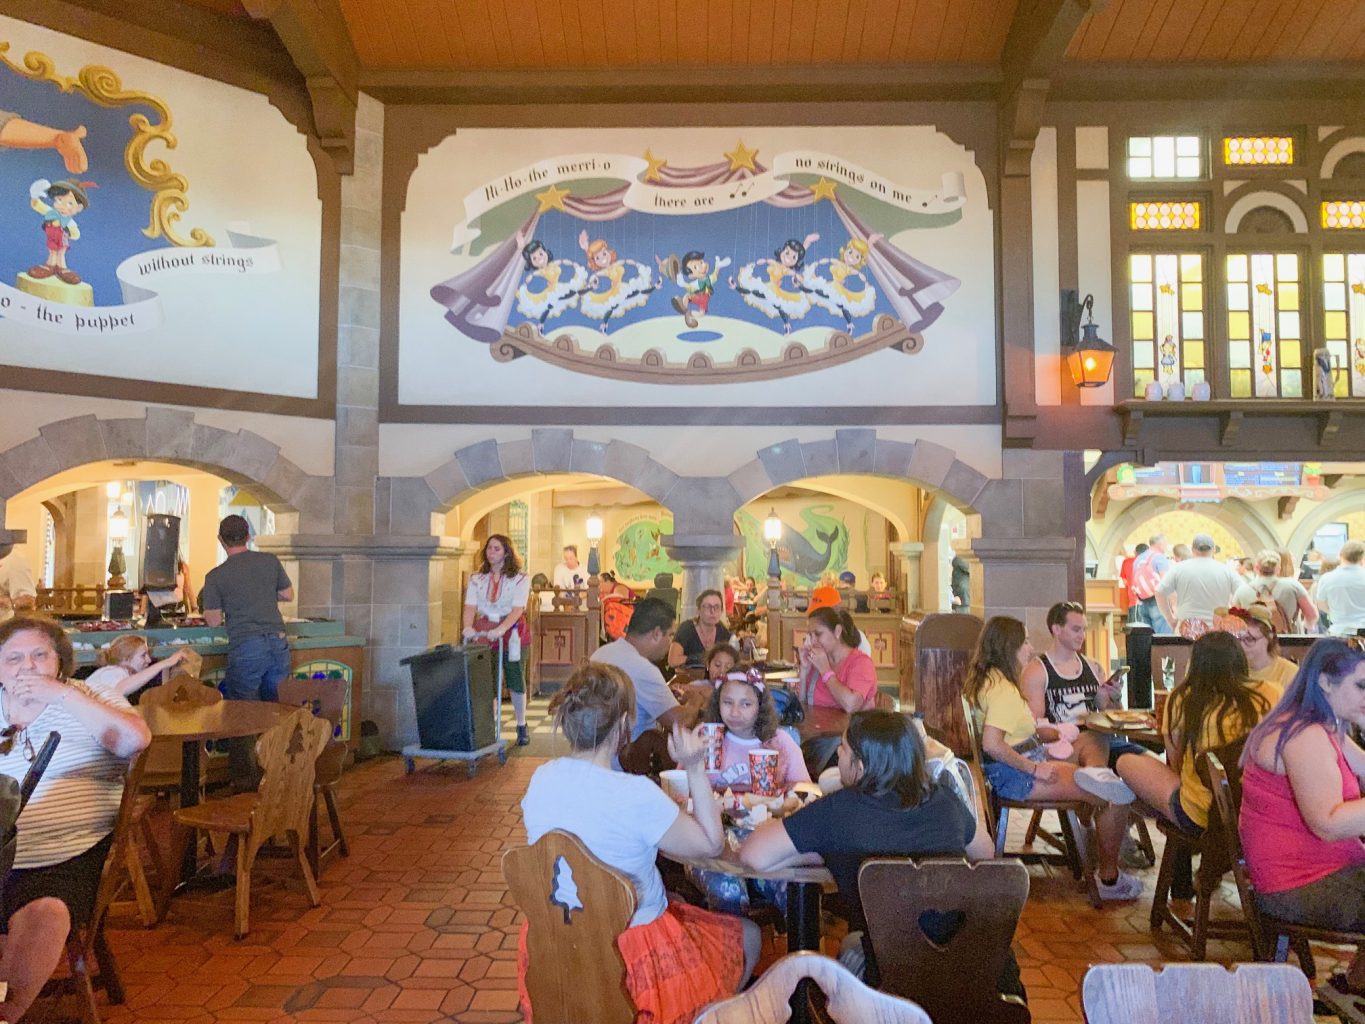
left=139, top=699, right=290, bottom=882
left=1085, top=710, right=1163, bottom=747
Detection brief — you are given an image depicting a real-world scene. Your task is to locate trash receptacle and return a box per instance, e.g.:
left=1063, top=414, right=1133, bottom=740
left=400, top=643, right=496, bottom=752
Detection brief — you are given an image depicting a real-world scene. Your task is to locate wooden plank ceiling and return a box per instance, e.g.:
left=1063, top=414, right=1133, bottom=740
left=1069, top=0, right=1365, bottom=61
left=333, top=0, right=1020, bottom=69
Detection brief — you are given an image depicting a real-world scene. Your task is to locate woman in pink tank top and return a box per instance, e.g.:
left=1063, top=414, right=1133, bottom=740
left=1241, top=639, right=1365, bottom=991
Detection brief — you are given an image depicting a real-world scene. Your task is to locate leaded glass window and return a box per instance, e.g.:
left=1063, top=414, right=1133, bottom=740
left=1226, top=253, right=1302, bottom=397
left=1322, top=253, right=1365, bottom=397
left=1131, top=254, right=1206, bottom=397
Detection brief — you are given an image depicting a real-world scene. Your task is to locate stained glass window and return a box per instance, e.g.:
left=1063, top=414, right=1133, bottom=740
left=1130, top=253, right=1205, bottom=397
left=1322, top=253, right=1365, bottom=397
left=1131, top=201, right=1201, bottom=230
left=1323, top=202, right=1365, bottom=229
left=1128, top=136, right=1202, bottom=179
left=1224, top=136, right=1294, bottom=166
left=1226, top=253, right=1302, bottom=397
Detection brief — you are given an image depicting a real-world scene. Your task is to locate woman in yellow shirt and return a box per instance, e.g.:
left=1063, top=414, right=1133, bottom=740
left=1226, top=604, right=1298, bottom=694
left=964, top=616, right=1144, bottom=900
left=1110, top=630, right=1277, bottom=836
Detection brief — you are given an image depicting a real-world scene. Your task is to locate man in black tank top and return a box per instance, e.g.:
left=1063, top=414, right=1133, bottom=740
left=1020, top=601, right=1147, bottom=771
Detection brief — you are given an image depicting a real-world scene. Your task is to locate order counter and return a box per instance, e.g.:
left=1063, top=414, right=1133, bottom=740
left=67, top=620, right=365, bottom=746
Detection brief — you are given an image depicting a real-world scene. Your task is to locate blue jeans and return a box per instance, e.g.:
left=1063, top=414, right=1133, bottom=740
left=1134, top=597, right=1171, bottom=635
left=223, top=633, right=291, bottom=789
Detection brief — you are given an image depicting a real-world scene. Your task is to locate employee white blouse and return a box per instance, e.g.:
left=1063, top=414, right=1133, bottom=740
left=465, top=571, right=530, bottom=623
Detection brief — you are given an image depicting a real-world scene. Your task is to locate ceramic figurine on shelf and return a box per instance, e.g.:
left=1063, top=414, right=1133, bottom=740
left=1192, top=381, right=1211, bottom=401
left=1144, top=380, right=1164, bottom=401
left=1315, top=346, right=1339, bottom=400
left=1165, top=380, right=1186, bottom=401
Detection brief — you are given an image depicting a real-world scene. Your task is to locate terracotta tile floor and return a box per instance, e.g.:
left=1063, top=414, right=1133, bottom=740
left=29, top=753, right=1352, bottom=1024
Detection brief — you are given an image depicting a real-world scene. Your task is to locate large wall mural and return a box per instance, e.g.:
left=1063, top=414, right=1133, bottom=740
left=401, top=127, right=995, bottom=407
left=0, top=20, right=322, bottom=397
left=735, top=505, right=850, bottom=586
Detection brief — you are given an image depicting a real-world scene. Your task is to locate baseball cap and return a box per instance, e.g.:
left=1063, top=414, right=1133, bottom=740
left=1192, top=533, right=1215, bottom=552
left=807, top=586, right=842, bottom=612
left=838, top=571, right=856, bottom=584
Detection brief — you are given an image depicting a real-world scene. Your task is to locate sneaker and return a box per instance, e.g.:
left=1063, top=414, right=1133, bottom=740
left=1075, top=766, right=1137, bottom=805
left=515, top=725, right=530, bottom=747
left=1096, top=871, right=1145, bottom=901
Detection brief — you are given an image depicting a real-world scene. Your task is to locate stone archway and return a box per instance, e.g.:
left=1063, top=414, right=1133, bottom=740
left=0, top=408, right=315, bottom=544
left=1286, top=483, right=1365, bottom=559
left=1093, top=495, right=1279, bottom=570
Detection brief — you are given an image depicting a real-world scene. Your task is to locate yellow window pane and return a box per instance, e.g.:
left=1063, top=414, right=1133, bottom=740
left=1134, top=373, right=1153, bottom=398
left=1326, top=310, right=1348, bottom=339
left=1185, top=342, right=1204, bottom=368
left=1227, top=254, right=1248, bottom=281
left=1279, top=282, right=1300, bottom=310
left=1229, top=310, right=1251, bottom=338
left=1180, top=254, right=1203, bottom=280
left=1131, top=311, right=1154, bottom=339
left=1324, top=253, right=1346, bottom=280
left=1277, top=253, right=1299, bottom=280
left=1231, top=369, right=1252, bottom=396
left=1280, top=340, right=1301, bottom=366
left=1130, top=255, right=1153, bottom=282
left=1181, top=283, right=1203, bottom=309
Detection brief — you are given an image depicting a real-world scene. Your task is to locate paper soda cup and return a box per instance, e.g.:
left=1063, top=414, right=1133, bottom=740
left=701, top=723, right=725, bottom=771
left=749, top=748, right=781, bottom=796
left=660, top=769, right=689, bottom=803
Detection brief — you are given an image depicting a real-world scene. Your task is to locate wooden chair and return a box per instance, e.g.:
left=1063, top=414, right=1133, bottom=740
left=692, top=951, right=931, bottom=1024
left=912, top=613, right=983, bottom=756
left=168, top=709, right=330, bottom=939
left=502, top=829, right=637, bottom=1024
left=1149, top=738, right=1248, bottom=959
left=38, top=751, right=149, bottom=1024
left=276, top=676, right=350, bottom=876
left=1206, top=752, right=1354, bottom=979
left=137, top=675, right=222, bottom=798
left=1081, top=962, right=1313, bottom=1024
left=859, top=857, right=1031, bottom=1024
left=961, top=696, right=1101, bottom=908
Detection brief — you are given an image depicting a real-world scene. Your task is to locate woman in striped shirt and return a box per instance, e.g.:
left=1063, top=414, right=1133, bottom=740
left=0, top=616, right=150, bottom=1023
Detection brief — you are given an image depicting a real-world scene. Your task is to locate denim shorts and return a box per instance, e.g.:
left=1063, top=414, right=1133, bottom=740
left=983, top=746, right=1047, bottom=802
left=1256, top=864, right=1365, bottom=930
left=1167, top=787, right=1205, bottom=838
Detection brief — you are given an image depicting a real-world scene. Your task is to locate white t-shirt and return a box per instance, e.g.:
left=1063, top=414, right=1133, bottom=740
left=84, top=665, right=132, bottom=694
left=1316, top=563, right=1365, bottom=635
left=465, top=571, right=530, bottom=622
left=1157, top=556, right=1242, bottom=624
left=0, top=548, right=36, bottom=601
left=521, top=757, right=679, bottom=926
left=590, top=638, right=679, bottom=741
left=0, top=682, right=131, bottom=868
left=553, top=563, right=591, bottom=590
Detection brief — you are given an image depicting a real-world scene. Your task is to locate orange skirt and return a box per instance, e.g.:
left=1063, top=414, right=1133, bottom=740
left=518, top=897, right=745, bottom=1024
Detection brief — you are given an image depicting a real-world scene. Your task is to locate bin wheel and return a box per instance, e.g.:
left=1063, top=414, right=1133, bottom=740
left=467, top=762, right=478, bottom=778
left=498, top=750, right=508, bottom=765
left=404, top=757, right=415, bottom=774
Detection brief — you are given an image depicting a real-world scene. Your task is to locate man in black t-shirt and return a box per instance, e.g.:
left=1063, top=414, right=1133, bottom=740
left=201, top=515, right=294, bottom=788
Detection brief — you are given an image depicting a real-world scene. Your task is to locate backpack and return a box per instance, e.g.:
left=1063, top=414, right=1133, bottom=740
left=1252, top=580, right=1293, bottom=635
left=1130, top=552, right=1162, bottom=601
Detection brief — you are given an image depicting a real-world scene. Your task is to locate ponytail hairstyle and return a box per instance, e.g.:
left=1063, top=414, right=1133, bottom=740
left=702, top=662, right=778, bottom=742
left=100, top=634, right=149, bottom=669
left=549, top=661, right=636, bottom=752
left=964, top=616, right=1027, bottom=708
left=806, top=605, right=862, bottom=652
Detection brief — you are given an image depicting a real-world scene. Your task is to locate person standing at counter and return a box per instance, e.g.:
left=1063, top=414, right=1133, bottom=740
left=201, top=514, right=293, bottom=790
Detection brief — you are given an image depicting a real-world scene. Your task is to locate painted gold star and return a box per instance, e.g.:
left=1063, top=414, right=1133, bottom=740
left=1352, top=282, right=1365, bottom=296
left=642, top=148, right=667, bottom=182
left=534, top=183, right=571, bottom=213
left=1159, top=283, right=1174, bottom=295
left=1255, top=283, right=1273, bottom=296
left=809, top=177, right=838, bottom=202
left=725, top=140, right=759, bottom=173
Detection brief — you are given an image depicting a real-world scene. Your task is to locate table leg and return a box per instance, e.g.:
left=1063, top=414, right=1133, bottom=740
left=785, top=881, right=823, bottom=952
left=178, top=738, right=201, bottom=883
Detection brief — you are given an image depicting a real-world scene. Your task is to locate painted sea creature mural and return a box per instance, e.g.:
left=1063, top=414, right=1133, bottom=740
left=612, top=516, right=683, bottom=581
left=736, top=506, right=849, bottom=585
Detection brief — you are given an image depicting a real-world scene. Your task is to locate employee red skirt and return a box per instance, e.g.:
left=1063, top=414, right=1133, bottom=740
left=518, top=897, right=744, bottom=1024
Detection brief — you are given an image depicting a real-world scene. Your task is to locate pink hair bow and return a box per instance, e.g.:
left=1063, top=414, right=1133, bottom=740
left=717, top=669, right=764, bottom=692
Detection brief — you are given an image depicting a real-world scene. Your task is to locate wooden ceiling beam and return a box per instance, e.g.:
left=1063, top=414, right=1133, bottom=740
left=1049, top=61, right=1365, bottom=103
left=361, top=63, right=1002, bottom=106
left=241, top=0, right=360, bottom=173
